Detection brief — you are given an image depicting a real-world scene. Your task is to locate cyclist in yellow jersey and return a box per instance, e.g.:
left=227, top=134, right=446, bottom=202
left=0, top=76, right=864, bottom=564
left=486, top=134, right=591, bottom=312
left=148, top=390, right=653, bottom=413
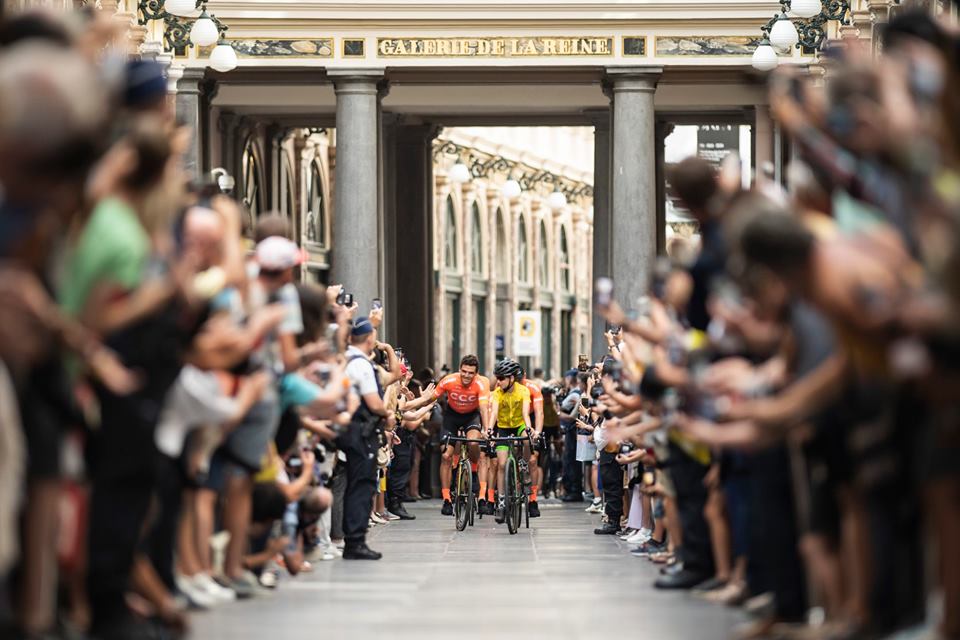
left=488, top=359, right=533, bottom=521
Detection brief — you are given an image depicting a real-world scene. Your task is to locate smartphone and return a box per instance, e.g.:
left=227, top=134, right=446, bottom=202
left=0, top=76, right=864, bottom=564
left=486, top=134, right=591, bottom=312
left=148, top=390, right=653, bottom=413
left=594, top=277, right=614, bottom=308
left=577, top=354, right=590, bottom=371
left=335, top=287, right=346, bottom=306
left=372, top=297, right=383, bottom=311
left=643, top=471, right=655, bottom=486
left=341, top=292, right=354, bottom=307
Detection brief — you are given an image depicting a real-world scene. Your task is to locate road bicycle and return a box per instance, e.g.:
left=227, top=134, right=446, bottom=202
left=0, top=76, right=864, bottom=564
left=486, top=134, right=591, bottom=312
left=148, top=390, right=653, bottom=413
left=488, top=433, right=537, bottom=535
left=442, top=434, right=485, bottom=531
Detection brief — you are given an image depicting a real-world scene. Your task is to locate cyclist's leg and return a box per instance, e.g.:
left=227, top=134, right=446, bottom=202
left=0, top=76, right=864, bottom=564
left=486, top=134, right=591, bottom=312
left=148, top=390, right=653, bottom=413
left=439, top=410, right=459, bottom=504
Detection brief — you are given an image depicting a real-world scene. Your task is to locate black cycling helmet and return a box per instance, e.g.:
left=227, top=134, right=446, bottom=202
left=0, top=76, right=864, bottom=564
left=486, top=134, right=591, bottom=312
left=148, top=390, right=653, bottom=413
left=494, top=358, right=520, bottom=378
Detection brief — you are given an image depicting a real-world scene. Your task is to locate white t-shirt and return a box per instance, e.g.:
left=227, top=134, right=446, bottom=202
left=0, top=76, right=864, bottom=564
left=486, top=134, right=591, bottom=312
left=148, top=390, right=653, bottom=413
left=345, top=345, right=379, bottom=397
left=155, top=366, right=239, bottom=457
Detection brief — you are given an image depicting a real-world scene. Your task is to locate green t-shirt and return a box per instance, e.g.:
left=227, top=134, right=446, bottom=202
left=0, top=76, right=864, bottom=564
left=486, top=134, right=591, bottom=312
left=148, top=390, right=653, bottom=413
left=60, top=197, right=150, bottom=319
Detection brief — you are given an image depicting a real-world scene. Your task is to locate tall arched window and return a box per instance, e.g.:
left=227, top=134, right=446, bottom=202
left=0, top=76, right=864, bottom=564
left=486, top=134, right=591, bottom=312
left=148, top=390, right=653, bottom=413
left=281, top=157, right=296, bottom=222
left=539, top=221, right=550, bottom=287
left=559, top=226, right=572, bottom=292
left=517, top=215, right=529, bottom=283
left=241, top=138, right=262, bottom=219
left=470, top=202, right=483, bottom=275
left=495, top=208, right=508, bottom=282
left=306, top=161, right=326, bottom=246
left=444, top=195, right=459, bottom=271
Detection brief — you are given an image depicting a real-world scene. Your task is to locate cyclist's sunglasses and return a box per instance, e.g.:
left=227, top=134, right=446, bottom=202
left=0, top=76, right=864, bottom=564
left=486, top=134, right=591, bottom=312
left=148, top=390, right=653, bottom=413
left=495, top=374, right=507, bottom=380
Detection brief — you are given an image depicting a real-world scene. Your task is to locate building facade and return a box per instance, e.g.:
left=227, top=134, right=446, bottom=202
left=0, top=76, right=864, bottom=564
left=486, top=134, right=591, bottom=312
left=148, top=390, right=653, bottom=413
left=7, top=0, right=904, bottom=372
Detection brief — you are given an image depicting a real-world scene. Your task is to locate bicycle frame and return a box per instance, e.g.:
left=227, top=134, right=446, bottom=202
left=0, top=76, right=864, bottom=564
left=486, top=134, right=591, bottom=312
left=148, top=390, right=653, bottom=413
left=444, top=435, right=486, bottom=530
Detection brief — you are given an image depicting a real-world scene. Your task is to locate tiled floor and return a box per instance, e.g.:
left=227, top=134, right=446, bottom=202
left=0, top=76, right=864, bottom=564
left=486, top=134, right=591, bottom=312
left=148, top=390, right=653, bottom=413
left=189, top=499, right=742, bottom=639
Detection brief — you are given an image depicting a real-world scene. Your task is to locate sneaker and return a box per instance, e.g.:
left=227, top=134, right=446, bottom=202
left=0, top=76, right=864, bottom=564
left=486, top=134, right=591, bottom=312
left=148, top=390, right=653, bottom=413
left=618, top=528, right=637, bottom=540
left=174, top=574, right=217, bottom=610
left=630, top=539, right=667, bottom=557
left=193, top=572, right=236, bottom=603
left=305, top=545, right=336, bottom=562
left=585, top=499, right=603, bottom=514
left=370, top=512, right=388, bottom=525
left=441, top=500, right=454, bottom=516
left=478, top=498, right=487, bottom=514
left=583, top=491, right=595, bottom=501
left=494, top=497, right=506, bottom=524
left=217, top=574, right=258, bottom=599
left=388, top=503, right=416, bottom=520
left=527, top=501, right=541, bottom=518
left=625, top=528, right=653, bottom=545
left=594, top=522, right=620, bottom=535
left=381, top=511, right=400, bottom=521
left=259, top=570, right=278, bottom=589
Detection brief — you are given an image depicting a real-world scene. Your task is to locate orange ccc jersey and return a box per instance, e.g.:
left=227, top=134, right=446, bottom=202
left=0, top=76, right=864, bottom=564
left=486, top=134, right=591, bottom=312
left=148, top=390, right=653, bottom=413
left=434, top=373, right=490, bottom=414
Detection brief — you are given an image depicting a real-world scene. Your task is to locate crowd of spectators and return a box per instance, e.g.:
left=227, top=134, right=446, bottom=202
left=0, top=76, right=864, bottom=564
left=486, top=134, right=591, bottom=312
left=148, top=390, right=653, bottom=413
left=552, top=6, right=960, bottom=639
left=0, top=7, right=444, bottom=640
left=2, top=2, right=960, bottom=640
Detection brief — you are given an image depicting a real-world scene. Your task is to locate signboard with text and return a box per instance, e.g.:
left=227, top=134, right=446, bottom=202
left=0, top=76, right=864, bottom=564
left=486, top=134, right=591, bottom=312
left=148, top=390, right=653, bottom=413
left=513, top=311, right=541, bottom=357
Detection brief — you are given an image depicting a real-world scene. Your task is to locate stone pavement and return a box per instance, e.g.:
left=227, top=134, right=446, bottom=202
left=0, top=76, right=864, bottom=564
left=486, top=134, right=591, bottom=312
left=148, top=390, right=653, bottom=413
left=190, top=499, right=743, bottom=639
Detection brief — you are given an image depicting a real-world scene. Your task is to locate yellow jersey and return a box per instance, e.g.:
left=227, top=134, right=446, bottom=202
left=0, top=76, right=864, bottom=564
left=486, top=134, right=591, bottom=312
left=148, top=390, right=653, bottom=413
left=492, top=383, right=531, bottom=428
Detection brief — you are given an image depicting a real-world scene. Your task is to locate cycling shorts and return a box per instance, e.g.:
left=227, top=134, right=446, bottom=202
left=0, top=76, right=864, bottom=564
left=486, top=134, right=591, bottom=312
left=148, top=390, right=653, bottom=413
left=493, top=425, right=527, bottom=452
left=442, top=408, right=483, bottom=437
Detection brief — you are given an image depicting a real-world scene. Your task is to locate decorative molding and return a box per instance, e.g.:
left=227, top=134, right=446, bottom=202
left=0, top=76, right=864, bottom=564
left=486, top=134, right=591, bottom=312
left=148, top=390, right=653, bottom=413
left=342, top=38, right=366, bottom=57
left=229, top=38, right=334, bottom=57
left=656, top=35, right=761, bottom=56
left=622, top=36, right=647, bottom=56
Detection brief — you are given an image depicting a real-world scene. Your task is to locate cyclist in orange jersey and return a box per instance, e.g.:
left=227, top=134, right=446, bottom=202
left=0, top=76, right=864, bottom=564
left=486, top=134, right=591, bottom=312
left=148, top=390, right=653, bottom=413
left=433, top=354, right=489, bottom=516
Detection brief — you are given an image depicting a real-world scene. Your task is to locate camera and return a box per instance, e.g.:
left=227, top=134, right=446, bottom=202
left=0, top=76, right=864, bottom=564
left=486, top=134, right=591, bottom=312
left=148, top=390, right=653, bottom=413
left=620, top=442, right=635, bottom=455
left=594, top=277, right=614, bottom=308
left=336, top=288, right=354, bottom=307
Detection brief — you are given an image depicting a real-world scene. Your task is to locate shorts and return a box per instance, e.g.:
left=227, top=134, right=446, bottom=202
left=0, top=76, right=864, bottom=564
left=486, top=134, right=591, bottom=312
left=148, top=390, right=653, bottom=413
left=442, top=409, right=482, bottom=437
left=493, top=425, right=526, bottom=452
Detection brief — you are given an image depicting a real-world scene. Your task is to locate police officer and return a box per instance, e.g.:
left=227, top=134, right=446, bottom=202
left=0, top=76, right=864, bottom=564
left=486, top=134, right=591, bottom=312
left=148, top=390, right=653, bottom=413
left=340, top=317, right=388, bottom=560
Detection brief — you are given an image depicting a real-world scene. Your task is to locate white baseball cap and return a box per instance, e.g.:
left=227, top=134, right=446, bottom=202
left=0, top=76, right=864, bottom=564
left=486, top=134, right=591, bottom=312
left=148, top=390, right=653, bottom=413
left=255, top=236, right=306, bottom=270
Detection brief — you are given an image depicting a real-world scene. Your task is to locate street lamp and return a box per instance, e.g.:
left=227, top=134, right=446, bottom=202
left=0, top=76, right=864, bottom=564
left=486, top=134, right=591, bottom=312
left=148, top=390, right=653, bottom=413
left=189, top=8, right=219, bottom=47
left=209, top=39, right=238, bottom=72
left=752, top=37, right=779, bottom=71
left=501, top=179, right=522, bottom=200
left=751, top=1, right=851, bottom=71
left=138, top=0, right=231, bottom=60
left=769, top=12, right=799, bottom=51
left=789, top=0, right=821, bottom=18
left=164, top=0, right=200, bottom=17
left=547, top=190, right=567, bottom=210
left=448, top=162, right=471, bottom=184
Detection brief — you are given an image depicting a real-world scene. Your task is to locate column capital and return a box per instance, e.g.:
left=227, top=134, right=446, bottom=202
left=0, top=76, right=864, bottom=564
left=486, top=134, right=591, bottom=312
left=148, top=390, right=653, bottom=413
left=605, top=66, right=662, bottom=93
left=177, top=67, right=206, bottom=93
left=582, top=107, right=611, bottom=130
left=329, top=68, right=385, bottom=95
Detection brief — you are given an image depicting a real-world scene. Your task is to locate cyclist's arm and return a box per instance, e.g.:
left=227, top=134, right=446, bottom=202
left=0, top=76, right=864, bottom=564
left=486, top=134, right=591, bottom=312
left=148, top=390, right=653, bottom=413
left=534, top=401, right=544, bottom=434
left=522, top=397, right=532, bottom=434
left=489, top=397, right=500, bottom=434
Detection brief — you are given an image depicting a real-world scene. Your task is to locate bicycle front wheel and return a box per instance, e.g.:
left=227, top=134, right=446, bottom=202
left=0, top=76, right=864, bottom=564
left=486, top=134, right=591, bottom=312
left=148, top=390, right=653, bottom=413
left=505, top=457, right=519, bottom=535
left=455, top=458, right=471, bottom=531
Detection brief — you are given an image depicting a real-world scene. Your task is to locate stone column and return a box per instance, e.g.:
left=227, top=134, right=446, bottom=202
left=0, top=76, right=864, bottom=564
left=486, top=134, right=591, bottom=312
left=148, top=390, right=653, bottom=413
left=585, top=107, right=611, bottom=359
left=330, top=69, right=384, bottom=313
left=175, top=68, right=205, bottom=180
left=607, top=67, right=661, bottom=311
left=389, top=123, right=440, bottom=370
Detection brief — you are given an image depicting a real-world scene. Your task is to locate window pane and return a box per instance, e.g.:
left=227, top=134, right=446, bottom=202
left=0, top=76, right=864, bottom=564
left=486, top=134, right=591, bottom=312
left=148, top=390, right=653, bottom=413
left=444, top=196, right=458, bottom=270
left=517, top=217, right=528, bottom=282
left=471, top=203, right=483, bottom=275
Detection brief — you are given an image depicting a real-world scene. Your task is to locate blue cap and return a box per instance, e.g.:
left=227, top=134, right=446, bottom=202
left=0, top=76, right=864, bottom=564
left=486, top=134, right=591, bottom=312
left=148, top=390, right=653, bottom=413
left=124, top=60, right=167, bottom=109
left=351, top=317, right=375, bottom=337
left=564, top=368, right=578, bottom=378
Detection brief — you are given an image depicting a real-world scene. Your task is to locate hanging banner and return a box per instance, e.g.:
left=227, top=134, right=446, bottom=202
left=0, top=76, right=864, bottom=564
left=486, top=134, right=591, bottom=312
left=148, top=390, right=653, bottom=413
left=514, top=310, right=541, bottom=357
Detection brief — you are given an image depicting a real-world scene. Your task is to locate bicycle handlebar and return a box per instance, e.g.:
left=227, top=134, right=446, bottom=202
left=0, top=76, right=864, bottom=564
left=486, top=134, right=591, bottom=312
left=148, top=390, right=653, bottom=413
left=442, top=436, right=488, bottom=445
